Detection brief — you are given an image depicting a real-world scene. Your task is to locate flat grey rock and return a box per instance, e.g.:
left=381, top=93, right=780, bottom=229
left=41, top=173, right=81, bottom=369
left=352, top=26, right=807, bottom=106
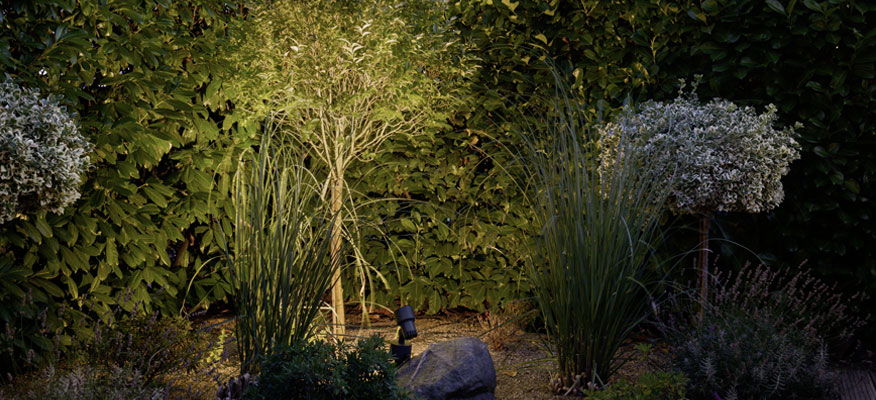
left=397, top=337, right=496, bottom=400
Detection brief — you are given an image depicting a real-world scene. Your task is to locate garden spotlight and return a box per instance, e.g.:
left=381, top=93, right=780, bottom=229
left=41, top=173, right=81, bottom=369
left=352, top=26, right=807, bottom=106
left=390, top=305, right=417, bottom=365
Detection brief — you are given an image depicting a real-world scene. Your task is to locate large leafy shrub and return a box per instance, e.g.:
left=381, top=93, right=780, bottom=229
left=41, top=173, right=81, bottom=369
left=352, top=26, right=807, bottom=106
left=242, top=335, right=411, bottom=400
left=664, top=264, right=865, bottom=399
left=0, top=77, right=91, bottom=223
left=0, top=0, right=245, bottom=373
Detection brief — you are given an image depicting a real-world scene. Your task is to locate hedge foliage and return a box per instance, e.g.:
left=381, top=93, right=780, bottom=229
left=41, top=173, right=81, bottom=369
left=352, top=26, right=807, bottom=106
left=666, top=0, right=876, bottom=293
left=0, top=0, right=246, bottom=372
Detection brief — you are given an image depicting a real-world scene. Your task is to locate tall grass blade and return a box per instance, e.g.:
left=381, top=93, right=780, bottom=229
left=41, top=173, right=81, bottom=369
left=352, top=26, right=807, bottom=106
left=516, top=68, right=673, bottom=390
left=221, top=121, right=339, bottom=373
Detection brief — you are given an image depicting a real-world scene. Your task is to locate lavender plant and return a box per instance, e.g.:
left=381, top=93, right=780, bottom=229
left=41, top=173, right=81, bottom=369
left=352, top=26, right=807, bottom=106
left=664, top=264, right=867, bottom=400
left=16, top=364, right=170, bottom=400
left=0, top=76, right=91, bottom=223
left=80, top=311, right=213, bottom=385
left=2, top=293, right=232, bottom=400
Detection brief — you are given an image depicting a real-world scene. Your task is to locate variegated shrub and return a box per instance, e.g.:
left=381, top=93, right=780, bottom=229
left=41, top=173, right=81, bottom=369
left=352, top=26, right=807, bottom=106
left=0, top=77, right=91, bottom=223
left=599, top=81, right=801, bottom=215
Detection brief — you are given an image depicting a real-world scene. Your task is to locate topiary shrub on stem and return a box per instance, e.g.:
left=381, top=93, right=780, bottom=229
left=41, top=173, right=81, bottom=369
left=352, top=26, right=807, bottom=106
left=0, top=76, right=91, bottom=223
left=598, top=79, right=801, bottom=305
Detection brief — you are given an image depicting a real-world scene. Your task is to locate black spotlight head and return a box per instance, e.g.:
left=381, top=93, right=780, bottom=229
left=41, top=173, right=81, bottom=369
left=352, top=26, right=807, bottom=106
left=395, top=305, right=417, bottom=341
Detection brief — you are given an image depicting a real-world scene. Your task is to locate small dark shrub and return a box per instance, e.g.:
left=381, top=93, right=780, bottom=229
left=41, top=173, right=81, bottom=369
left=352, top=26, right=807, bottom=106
left=477, top=300, right=535, bottom=351
left=80, top=311, right=211, bottom=385
left=663, top=263, right=866, bottom=400
left=243, top=335, right=412, bottom=400
left=583, top=371, right=689, bottom=400
left=16, top=364, right=169, bottom=400
left=0, top=289, right=65, bottom=375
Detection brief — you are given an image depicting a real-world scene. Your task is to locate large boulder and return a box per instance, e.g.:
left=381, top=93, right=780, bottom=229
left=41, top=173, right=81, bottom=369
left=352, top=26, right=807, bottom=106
left=396, top=337, right=496, bottom=400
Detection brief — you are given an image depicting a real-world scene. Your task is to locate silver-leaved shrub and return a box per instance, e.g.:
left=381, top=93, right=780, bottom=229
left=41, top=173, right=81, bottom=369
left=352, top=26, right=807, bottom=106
left=0, top=77, right=91, bottom=223
left=599, top=81, right=801, bottom=214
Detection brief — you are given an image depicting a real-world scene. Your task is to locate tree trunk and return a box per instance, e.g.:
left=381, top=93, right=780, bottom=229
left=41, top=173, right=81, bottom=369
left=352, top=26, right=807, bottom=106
left=330, top=176, right=346, bottom=337
left=698, top=213, right=711, bottom=318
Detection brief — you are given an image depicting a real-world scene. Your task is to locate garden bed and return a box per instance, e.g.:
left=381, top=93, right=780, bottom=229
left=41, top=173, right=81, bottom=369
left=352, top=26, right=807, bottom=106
left=190, top=309, right=667, bottom=400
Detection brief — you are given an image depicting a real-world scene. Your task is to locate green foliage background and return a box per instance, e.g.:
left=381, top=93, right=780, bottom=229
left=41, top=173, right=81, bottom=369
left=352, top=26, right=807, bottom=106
left=1, top=0, right=874, bottom=372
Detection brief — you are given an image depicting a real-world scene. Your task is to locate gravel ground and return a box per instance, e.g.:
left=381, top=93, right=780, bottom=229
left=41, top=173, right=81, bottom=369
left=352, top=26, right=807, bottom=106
left=340, top=310, right=666, bottom=400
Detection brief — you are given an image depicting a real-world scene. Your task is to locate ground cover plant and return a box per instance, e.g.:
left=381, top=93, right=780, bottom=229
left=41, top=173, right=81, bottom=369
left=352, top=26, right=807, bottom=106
left=583, top=371, right=688, bottom=400
left=242, top=335, right=411, bottom=400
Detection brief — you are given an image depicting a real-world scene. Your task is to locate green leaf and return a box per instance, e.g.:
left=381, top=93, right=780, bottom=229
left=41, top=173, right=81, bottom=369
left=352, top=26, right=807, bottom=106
left=64, top=275, right=79, bottom=299
left=687, top=9, right=707, bottom=23
left=20, top=222, right=42, bottom=242
left=844, top=179, right=860, bottom=194
left=766, top=0, right=786, bottom=15
left=400, top=218, right=417, bottom=231
left=106, top=238, right=119, bottom=267
left=802, top=0, right=822, bottom=12
left=142, top=186, right=168, bottom=208
left=35, top=216, right=53, bottom=238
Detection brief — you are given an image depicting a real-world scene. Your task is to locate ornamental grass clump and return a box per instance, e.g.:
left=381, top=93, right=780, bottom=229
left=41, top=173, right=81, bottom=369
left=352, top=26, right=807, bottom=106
left=0, top=76, right=91, bottom=223
left=222, top=121, right=339, bottom=373
left=598, top=79, right=801, bottom=303
left=517, top=70, right=674, bottom=393
left=663, top=263, right=867, bottom=400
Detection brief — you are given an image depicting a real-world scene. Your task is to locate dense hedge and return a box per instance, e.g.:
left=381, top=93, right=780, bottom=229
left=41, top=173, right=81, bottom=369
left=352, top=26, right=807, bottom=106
left=450, top=0, right=876, bottom=307
left=345, top=120, right=534, bottom=313
left=0, top=0, right=246, bottom=371
left=663, top=0, right=876, bottom=293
